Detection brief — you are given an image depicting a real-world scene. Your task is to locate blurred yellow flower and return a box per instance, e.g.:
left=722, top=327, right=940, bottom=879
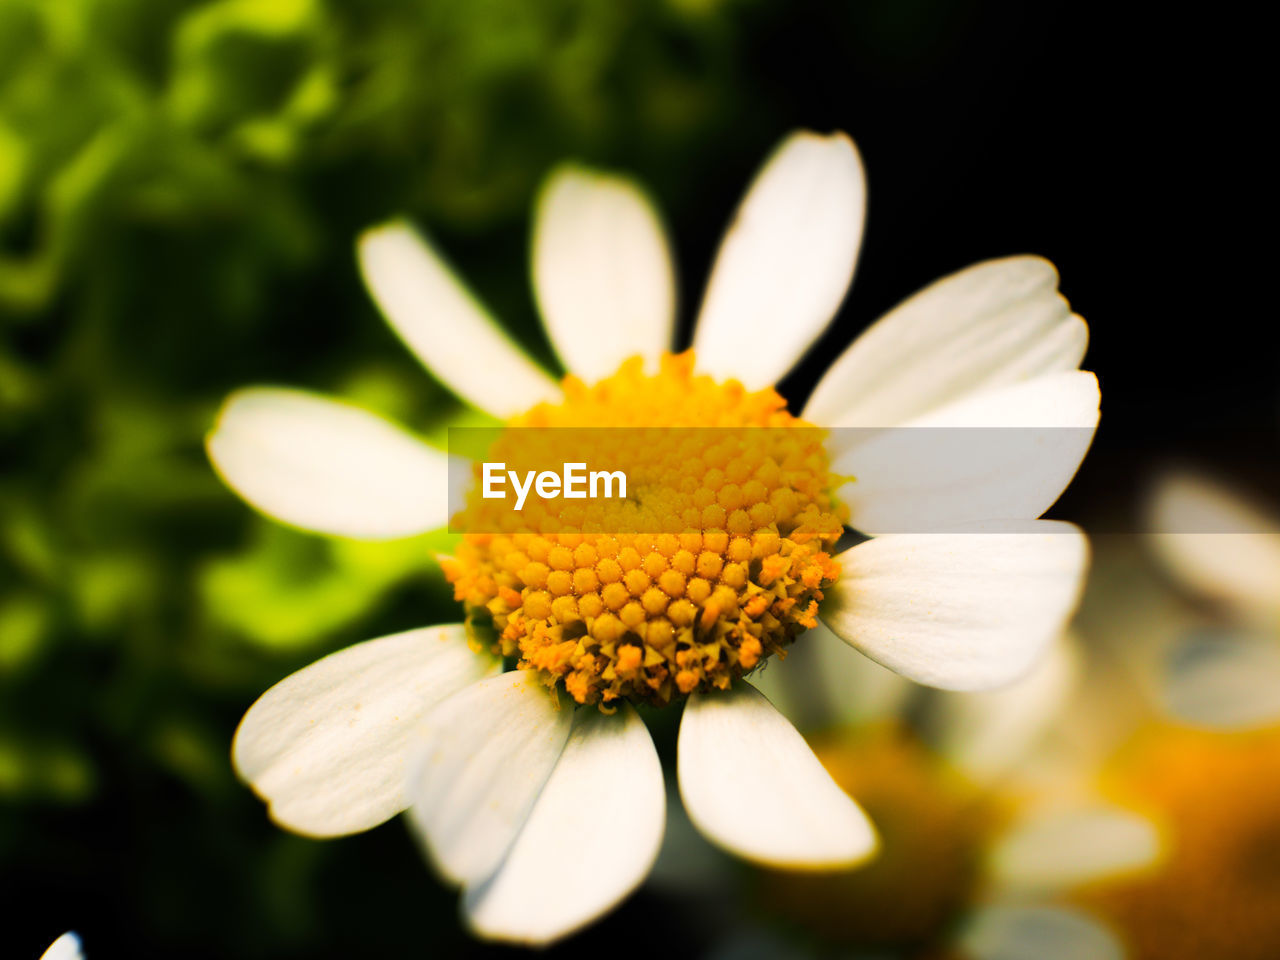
left=1071, top=725, right=1280, bottom=960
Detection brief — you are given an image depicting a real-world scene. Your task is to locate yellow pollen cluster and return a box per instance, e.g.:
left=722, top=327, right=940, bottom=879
left=442, top=352, right=845, bottom=707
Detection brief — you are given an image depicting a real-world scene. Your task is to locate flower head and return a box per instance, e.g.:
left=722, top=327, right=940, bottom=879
left=209, top=128, right=1098, bottom=944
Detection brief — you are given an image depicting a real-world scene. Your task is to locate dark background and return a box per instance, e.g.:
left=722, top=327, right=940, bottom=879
left=3, top=1, right=1273, bottom=957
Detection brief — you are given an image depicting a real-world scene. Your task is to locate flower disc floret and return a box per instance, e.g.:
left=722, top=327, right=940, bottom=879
left=443, top=353, right=845, bottom=707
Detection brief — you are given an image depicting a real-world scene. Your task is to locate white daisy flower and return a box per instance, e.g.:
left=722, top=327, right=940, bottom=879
left=39, top=933, right=83, bottom=960
left=209, top=128, right=1098, bottom=945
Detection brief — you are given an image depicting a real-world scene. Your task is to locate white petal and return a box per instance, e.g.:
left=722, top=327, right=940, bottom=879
left=822, top=521, right=1089, bottom=691
left=1147, top=471, right=1280, bottom=619
left=207, top=388, right=449, bottom=540
left=692, top=130, right=865, bottom=389
left=1160, top=629, right=1280, bottom=730
left=960, top=905, right=1124, bottom=960
left=464, top=704, right=664, bottom=945
left=677, top=682, right=877, bottom=868
left=40, top=933, right=84, bottom=960
left=928, top=633, right=1081, bottom=783
left=990, top=806, right=1161, bottom=891
left=805, top=256, right=1087, bottom=427
left=406, top=671, right=572, bottom=885
left=748, top=619, right=914, bottom=731
left=532, top=165, right=676, bottom=382
left=831, top=370, right=1099, bottom=534
left=358, top=221, right=561, bottom=418
left=232, top=625, right=494, bottom=837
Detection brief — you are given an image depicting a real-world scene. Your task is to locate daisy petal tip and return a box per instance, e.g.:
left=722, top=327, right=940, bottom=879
left=824, top=523, right=1088, bottom=692
left=231, top=625, right=488, bottom=838
left=1070, top=309, right=1091, bottom=345
left=459, top=896, right=565, bottom=950
left=1012, top=251, right=1061, bottom=279
left=784, top=126, right=864, bottom=166
left=967, top=253, right=1063, bottom=292
left=806, top=253, right=1090, bottom=429
left=783, top=128, right=867, bottom=194
left=693, top=126, right=866, bottom=388
left=355, top=219, right=425, bottom=282
left=538, top=160, right=596, bottom=191
left=772, top=805, right=880, bottom=872
left=205, top=387, right=449, bottom=540
left=39, top=932, right=84, bottom=960
left=459, top=703, right=664, bottom=946
left=774, top=126, right=867, bottom=204
left=356, top=216, right=559, bottom=418
left=678, top=684, right=877, bottom=870
left=356, top=214, right=420, bottom=249
left=532, top=161, right=675, bottom=381
left=406, top=671, right=574, bottom=887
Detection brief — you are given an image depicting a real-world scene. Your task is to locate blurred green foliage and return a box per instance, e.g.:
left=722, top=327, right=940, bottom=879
left=0, top=0, right=758, bottom=952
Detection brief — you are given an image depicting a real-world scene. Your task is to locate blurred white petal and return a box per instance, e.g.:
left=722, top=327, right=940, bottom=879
left=693, top=130, right=865, bottom=389
left=990, top=806, right=1161, bottom=891
left=358, top=221, right=561, bottom=418
left=805, top=256, right=1087, bottom=427
left=822, top=521, right=1089, bottom=691
left=677, top=682, right=877, bottom=868
left=832, top=371, right=1099, bottom=534
left=1147, top=471, right=1280, bottom=619
left=748, top=619, right=914, bottom=731
left=1160, top=629, right=1280, bottom=730
left=464, top=704, right=664, bottom=945
left=928, top=634, right=1081, bottom=783
left=960, top=904, right=1124, bottom=960
left=232, top=625, right=494, bottom=837
left=406, top=671, right=572, bottom=885
left=532, top=166, right=675, bottom=381
left=207, top=388, right=450, bottom=540
left=40, top=933, right=84, bottom=960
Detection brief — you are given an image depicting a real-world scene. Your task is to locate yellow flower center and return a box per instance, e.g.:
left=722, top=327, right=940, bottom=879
left=442, top=352, right=845, bottom=707
left=1075, top=725, right=1280, bottom=960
